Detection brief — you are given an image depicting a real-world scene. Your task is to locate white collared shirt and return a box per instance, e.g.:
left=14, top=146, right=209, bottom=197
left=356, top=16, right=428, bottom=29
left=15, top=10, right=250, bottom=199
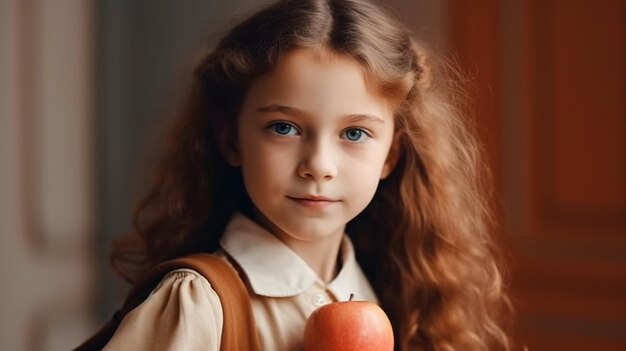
left=104, top=213, right=378, bottom=351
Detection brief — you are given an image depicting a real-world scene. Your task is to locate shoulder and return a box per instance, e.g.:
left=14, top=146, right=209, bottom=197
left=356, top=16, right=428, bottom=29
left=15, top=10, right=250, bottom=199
left=154, top=268, right=215, bottom=292
left=147, top=267, right=225, bottom=318
left=103, top=268, right=224, bottom=350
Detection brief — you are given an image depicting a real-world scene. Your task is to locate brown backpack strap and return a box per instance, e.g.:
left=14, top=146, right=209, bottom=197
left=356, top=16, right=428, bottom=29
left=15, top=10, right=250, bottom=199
left=75, top=253, right=261, bottom=350
left=161, top=254, right=261, bottom=350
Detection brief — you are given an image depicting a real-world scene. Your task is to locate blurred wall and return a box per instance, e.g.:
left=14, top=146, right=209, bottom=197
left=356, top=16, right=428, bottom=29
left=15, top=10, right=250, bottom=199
left=0, top=0, right=95, bottom=350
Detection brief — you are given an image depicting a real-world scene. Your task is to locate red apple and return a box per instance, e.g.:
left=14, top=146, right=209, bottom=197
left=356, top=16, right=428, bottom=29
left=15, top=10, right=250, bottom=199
left=303, top=295, right=394, bottom=351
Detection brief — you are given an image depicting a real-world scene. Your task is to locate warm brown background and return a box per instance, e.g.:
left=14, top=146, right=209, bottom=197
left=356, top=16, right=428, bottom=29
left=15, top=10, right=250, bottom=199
left=1, top=0, right=624, bottom=350
left=449, top=0, right=626, bottom=349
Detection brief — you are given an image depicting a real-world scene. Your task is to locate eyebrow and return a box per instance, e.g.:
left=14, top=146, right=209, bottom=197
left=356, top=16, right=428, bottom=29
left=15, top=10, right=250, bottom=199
left=255, top=104, right=386, bottom=124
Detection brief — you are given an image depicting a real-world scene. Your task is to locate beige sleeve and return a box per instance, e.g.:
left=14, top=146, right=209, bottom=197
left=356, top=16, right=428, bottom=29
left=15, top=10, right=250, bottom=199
left=103, top=269, right=223, bottom=351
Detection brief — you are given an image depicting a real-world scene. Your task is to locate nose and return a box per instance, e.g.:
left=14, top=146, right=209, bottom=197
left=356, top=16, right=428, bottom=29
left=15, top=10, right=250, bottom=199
left=297, top=138, right=337, bottom=181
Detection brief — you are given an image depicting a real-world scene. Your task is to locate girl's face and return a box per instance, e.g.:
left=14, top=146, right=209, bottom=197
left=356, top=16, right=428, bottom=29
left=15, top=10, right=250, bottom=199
left=231, top=47, right=397, bottom=244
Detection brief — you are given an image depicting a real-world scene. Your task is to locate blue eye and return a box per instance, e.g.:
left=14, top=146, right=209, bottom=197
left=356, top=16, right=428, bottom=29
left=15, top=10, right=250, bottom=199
left=268, top=122, right=298, bottom=136
left=342, top=128, right=368, bottom=142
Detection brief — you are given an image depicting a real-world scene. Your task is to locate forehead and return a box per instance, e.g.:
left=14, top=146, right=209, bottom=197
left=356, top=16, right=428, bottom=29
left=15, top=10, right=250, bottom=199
left=267, top=47, right=374, bottom=91
left=242, top=47, right=394, bottom=119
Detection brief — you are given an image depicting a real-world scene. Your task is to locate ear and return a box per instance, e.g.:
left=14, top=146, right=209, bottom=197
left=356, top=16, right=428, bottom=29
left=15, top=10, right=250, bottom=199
left=380, top=135, right=401, bottom=179
left=219, top=126, right=241, bottom=167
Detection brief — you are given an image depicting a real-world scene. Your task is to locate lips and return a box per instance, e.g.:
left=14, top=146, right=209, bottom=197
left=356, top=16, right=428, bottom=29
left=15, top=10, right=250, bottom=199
left=291, top=195, right=336, bottom=201
left=287, top=195, right=339, bottom=208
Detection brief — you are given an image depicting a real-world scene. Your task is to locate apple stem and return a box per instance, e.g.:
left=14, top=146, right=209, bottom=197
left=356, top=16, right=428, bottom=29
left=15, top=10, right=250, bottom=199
left=349, top=293, right=354, bottom=301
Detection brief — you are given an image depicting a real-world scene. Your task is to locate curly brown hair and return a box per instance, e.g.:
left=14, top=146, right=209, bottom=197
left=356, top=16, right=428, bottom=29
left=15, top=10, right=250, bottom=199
left=111, top=0, right=513, bottom=349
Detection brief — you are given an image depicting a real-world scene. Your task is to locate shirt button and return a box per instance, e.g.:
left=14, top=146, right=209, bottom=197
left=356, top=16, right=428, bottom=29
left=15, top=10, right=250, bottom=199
left=312, top=292, right=329, bottom=306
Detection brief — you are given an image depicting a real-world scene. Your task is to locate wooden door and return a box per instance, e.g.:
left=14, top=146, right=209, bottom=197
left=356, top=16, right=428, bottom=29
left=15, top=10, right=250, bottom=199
left=449, top=0, right=626, bottom=349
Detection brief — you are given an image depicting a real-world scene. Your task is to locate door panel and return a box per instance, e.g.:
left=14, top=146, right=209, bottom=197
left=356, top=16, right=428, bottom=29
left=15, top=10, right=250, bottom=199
left=449, top=0, right=626, bottom=349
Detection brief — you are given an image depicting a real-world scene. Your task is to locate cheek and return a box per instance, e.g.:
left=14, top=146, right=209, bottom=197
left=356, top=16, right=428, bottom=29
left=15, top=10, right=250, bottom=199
left=340, top=148, right=389, bottom=191
left=343, top=143, right=391, bottom=173
left=241, top=141, right=293, bottom=172
left=239, top=140, right=295, bottom=194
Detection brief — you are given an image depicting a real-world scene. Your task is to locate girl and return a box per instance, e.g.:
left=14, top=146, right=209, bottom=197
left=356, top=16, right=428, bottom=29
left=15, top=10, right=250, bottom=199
left=105, top=0, right=513, bottom=349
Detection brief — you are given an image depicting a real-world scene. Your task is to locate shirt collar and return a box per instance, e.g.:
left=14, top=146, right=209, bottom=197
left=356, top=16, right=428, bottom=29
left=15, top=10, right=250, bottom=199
left=219, top=212, right=377, bottom=302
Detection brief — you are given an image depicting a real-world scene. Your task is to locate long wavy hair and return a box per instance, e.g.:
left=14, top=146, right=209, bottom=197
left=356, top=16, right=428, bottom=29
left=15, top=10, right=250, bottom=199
left=111, top=0, right=513, bottom=349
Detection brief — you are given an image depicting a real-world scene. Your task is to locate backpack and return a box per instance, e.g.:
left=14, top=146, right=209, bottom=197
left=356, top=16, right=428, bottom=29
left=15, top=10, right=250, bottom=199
left=74, top=253, right=261, bottom=350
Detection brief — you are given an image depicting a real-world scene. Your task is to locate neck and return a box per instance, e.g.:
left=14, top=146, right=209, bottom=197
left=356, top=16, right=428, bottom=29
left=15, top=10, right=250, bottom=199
left=281, top=232, right=344, bottom=284
left=252, top=211, right=344, bottom=283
